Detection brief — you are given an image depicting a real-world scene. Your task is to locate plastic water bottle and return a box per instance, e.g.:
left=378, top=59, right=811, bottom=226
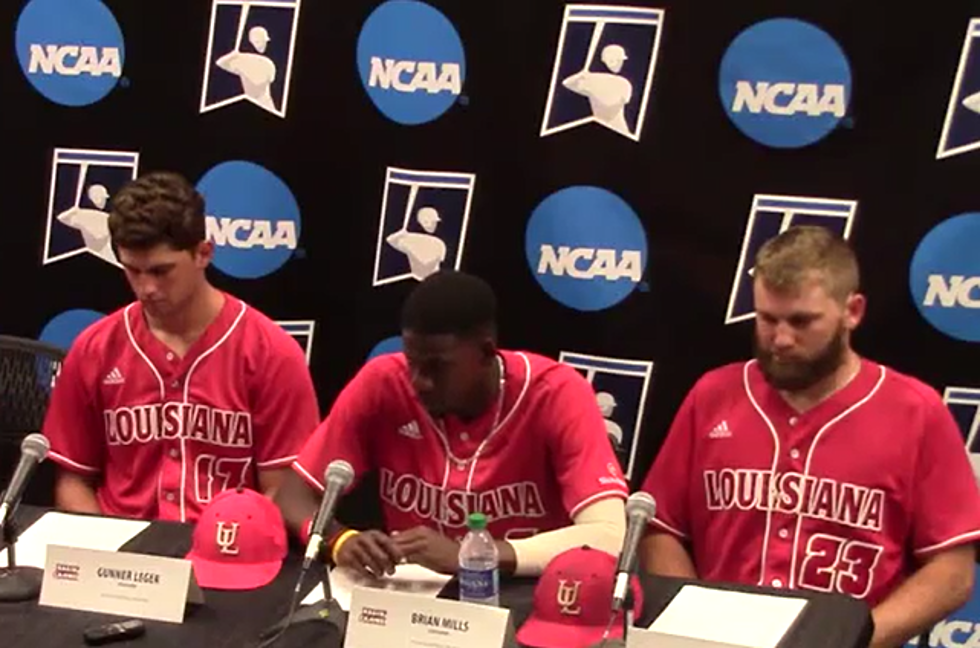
left=458, top=512, right=500, bottom=606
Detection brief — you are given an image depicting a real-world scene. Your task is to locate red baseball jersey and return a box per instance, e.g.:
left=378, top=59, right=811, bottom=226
left=640, top=357, right=980, bottom=607
left=43, top=293, right=321, bottom=523
left=293, top=349, right=629, bottom=541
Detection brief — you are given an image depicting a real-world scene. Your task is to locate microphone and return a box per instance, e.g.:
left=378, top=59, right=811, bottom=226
left=612, top=491, right=657, bottom=612
left=0, top=434, right=50, bottom=531
left=302, top=459, right=355, bottom=570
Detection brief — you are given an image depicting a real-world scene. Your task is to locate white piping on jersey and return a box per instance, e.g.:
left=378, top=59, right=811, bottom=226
left=49, top=450, right=98, bottom=474
left=915, top=529, right=980, bottom=555
left=124, top=299, right=249, bottom=523
left=789, top=364, right=884, bottom=589
left=743, top=359, right=886, bottom=589
left=741, top=360, right=782, bottom=588
left=425, top=352, right=532, bottom=534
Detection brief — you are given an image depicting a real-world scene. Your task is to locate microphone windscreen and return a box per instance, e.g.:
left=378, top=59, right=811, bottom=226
left=625, top=491, right=657, bottom=519
left=323, top=459, right=355, bottom=487
left=21, top=433, right=50, bottom=461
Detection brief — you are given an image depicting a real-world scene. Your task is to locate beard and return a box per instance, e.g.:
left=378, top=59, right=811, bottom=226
left=755, top=325, right=847, bottom=392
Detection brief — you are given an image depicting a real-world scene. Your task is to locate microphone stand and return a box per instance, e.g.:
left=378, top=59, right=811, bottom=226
left=0, top=514, right=44, bottom=603
left=257, top=537, right=348, bottom=647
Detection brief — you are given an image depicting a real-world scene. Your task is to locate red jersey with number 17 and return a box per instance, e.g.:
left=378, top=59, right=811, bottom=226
left=640, top=358, right=980, bottom=607
left=42, top=294, right=321, bottom=523
left=293, top=350, right=629, bottom=542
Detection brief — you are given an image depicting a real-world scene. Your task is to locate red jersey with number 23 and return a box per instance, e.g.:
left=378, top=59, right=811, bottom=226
left=43, top=294, right=321, bottom=523
left=293, top=350, right=629, bottom=541
left=640, top=358, right=980, bottom=607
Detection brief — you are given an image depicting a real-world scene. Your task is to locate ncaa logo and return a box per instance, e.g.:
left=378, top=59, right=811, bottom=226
left=936, top=18, right=980, bottom=159
left=558, top=351, right=653, bottom=479
left=909, top=212, right=980, bottom=343
left=43, top=148, right=140, bottom=269
left=39, top=309, right=105, bottom=351
left=356, top=0, right=465, bottom=125
left=541, top=5, right=665, bottom=142
left=719, top=18, right=851, bottom=148
left=725, top=194, right=858, bottom=324
left=196, top=161, right=301, bottom=279
left=276, top=320, right=315, bottom=365
left=942, top=386, right=980, bottom=480
left=373, top=167, right=476, bottom=286
left=525, top=186, right=647, bottom=312
left=367, top=336, right=404, bottom=361
left=200, top=0, right=301, bottom=118
left=15, top=0, right=125, bottom=107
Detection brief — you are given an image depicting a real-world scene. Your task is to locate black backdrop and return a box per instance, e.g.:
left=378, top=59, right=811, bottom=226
left=2, top=0, right=980, bottom=506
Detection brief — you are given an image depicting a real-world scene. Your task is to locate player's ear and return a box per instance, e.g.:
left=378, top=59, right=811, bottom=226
left=194, top=240, right=214, bottom=268
left=843, top=292, right=866, bottom=330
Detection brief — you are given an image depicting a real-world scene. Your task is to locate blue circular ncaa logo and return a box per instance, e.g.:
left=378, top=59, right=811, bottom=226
left=39, top=309, right=105, bottom=350
left=15, top=0, right=125, bottom=107
left=525, top=186, right=648, bottom=312
left=909, top=212, right=980, bottom=343
left=718, top=18, right=851, bottom=148
left=196, top=161, right=301, bottom=280
left=356, top=0, right=465, bottom=125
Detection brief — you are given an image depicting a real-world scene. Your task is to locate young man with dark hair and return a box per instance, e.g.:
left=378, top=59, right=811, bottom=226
left=42, top=171, right=321, bottom=523
left=639, top=225, right=980, bottom=648
left=275, top=270, right=629, bottom=577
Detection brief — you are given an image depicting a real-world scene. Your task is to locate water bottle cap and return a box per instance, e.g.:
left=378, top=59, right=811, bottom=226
left=467, top=512, right=487, bottom=530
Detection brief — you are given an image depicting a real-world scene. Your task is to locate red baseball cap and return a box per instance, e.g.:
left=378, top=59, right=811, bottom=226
left=185, top=486, right=287, bottom=590
left=516, top=546, right=644, bottom=648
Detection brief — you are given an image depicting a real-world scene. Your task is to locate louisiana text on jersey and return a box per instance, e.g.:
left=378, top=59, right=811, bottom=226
left=43, top=148, right=140, bottom=269
left=373, top=167, right=476, bottom=287
left=725, top=194, right=858, bottom=324
left=200, top=0, right=301, bottom=118
left=540, top=4, right=665, bottom=142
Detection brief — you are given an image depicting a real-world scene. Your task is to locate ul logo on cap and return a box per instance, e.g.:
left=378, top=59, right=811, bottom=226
left=216, top=521, right=241, bottom=555
left=557, top=579, right=583, bottom=615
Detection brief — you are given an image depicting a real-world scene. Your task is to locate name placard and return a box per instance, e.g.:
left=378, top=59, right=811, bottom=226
left=344, top=585, right=512, bottom=648
left=39, top=544, right=204, bottom=623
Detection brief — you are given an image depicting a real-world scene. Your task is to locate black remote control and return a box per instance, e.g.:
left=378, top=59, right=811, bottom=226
left=83, top=619, right=146, bottom=645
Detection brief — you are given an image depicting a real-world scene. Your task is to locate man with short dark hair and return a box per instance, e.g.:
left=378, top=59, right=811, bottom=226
left=42, top=171, right=320, bottom=523
left=275, top=270, right=628, bottom=577
left=639, top=225, right=980, bottom=648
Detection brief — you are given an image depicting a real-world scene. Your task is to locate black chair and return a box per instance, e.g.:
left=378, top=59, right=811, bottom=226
left=0, top=335, right=67, bottom=507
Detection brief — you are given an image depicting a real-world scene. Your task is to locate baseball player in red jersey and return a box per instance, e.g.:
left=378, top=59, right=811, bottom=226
left=42, top=171, right=321, bottom=523
left=275, top=271, right=629, bottom=577
left=639, top=226, right=980, bottom=648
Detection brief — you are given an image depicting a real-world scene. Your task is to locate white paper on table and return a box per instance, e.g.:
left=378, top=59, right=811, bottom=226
left=0, top=511, right=150, bottom=568
left=644, top=584, right=809, bottom=648
left=302, top=564, right=452, bottom=611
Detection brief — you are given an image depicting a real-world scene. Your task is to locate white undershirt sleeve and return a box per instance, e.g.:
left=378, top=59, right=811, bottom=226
left=508, top=496, right=626, bottom=576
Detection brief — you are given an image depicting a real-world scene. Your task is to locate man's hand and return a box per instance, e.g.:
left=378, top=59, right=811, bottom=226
left=334, top=530, right=404, bottom=579
left=392, top=526, right=460, bottom=574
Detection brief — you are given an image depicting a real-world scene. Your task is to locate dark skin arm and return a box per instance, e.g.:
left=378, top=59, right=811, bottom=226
left=274, top=470, right=404, bottom=577
left=275, top=471, right=516, bottom=577
left=390, top=526, right=517, bottom=576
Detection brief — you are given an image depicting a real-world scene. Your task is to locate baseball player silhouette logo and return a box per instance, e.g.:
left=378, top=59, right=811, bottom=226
left=200, top=0, right=301, bottom=118
left=43, top=148, right=140, bottom=269
left=725, top=194, right=858, bottom=324
left=558, top=351, right=653, bottom=479
left=943, top=386, right=980, bottom=481
left=276, top=320, right=316, bottom=366
left=541, top=5, right=665, bottom=142
left=373, top=167, right=476, bottom=287
left=937, top=18, right=980, bottom=159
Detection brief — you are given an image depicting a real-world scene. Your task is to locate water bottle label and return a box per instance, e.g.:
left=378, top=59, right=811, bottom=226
left=458, top=567, right=498, bottom=600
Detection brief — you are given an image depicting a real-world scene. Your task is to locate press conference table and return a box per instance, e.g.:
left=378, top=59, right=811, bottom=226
left=1, top=507, right=874, bottom=648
